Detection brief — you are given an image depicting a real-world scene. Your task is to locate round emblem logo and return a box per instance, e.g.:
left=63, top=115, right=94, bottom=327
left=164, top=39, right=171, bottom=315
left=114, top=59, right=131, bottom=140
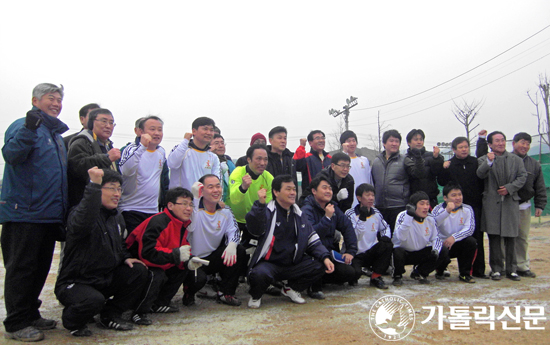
left=369, top=295, right=415, bottom=341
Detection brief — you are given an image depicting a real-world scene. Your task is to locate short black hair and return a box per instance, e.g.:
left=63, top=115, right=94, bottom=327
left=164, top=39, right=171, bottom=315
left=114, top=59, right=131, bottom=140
left=451, top=136, right=469, bottom=150
left=487, top=131, right=506, bottom=144
left=409, top=191, right=429, bottom=206
left=139, top=116, right=164, bottom=130
left=331, top=152, right=350, bottom=165
left=165, top=187, right=193, bottom=204
left=307, top=130, right=325, bottom=142
left=339, top=130, right=357, bottom=145
left=512, top=132, right=531, bottom=143
left=309, top=175, right=330, bottom=191
left=355, top=183, right=375, bottom=198
left=272, top=174, right=295, bottom=199
left=246, top=144, right=267, bottom=160
left=198, top=174, right=220, bottom=184
left=268, top=126, right=287, bottom=138
left=443, top=183, right=462, bottom=197
left=213, top=133, right=224, bottom=140
left=213, top=126, right=221, bottom=134
left=87, top=108, right=113, bottom=130
left=79, top=103, right=99, bottom=120
left=101, top=169, right=122, bottom=186
left=192, top=117, right=215, bottom=130
left=382, top=129, right=401, bottom=144
left=406, top=129, right=425, bottom=144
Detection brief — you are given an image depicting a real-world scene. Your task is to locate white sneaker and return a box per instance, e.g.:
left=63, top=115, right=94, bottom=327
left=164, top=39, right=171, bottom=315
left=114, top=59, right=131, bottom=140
left=248, top=298, right=261, bottom=309
left=282, top=287, right=306, bottom=304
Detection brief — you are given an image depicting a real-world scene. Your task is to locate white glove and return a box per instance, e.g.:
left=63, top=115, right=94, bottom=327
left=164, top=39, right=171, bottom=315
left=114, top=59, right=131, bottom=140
left=337, top=188, right=348, bottom=201
left=222, top=242, right=238, bottom=267
left=179, top=245, right=191, bottom=263
left=187, top=257, right=203, bottom=271
left=191, top=182, right=203, bottom=199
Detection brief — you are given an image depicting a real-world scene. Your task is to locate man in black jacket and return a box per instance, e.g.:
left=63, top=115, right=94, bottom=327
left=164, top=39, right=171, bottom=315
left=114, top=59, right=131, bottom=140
left=55, top=168, right=148, bottom=337
left=438, top=136, right=486, bottom=278
left=266, top=126, right=296, bottom=181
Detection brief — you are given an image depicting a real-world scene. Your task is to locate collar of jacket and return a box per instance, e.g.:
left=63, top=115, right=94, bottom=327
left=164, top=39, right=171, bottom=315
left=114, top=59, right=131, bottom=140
left=197, top=197, right=222, bottom=211
left=309, top=148, right=329, bottom=159
left=303, top=193, right=335, bottom=211
left=380, top=150, right=400, bottom=161
left=267, top=199, right=302, bottom=216
left=354, top=204, right=374, bottom=217
left=189, top=138, right=209, bottom=152
left=31, top=106, right=69, bottom=134
left=442, top=202, right=463, bottom=212
left=267, top=145, right=293, bottom=158
left=165, top=207, right=191, bottom=228
left=100, top=206, right=119, bottom=218
left=406, top=146, right=426, bottom=155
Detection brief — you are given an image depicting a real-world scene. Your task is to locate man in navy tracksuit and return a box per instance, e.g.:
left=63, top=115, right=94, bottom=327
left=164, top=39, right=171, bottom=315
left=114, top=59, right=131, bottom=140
left=246, top=175, right=334, bottom=309
left=293, top=130, right=331, bottom=194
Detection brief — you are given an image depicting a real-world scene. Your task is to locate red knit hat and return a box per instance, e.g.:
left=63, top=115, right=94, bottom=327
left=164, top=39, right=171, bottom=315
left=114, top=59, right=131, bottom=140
left=250, top=133, right=266, bottom=146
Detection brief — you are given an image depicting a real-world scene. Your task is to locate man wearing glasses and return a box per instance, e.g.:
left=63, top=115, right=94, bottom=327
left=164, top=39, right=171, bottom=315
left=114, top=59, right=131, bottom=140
left=67, top=108, right=120, bottom=208
left=293, top=130, right=332, bottom=194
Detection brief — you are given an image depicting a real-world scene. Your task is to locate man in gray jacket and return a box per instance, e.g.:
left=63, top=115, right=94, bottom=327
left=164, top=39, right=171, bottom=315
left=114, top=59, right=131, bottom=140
left=511, top=132, right=546, bottom=278
left=477, top=131, right=527, bottom=281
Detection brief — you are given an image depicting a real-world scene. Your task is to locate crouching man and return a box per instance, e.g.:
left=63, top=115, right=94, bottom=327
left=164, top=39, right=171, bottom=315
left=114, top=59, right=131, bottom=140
left=126, top=187, right=205, bottom=320
left=432, top=183, right=477, bottom=283
left=392, top=191, right=444, bottom=286
left=301, top=175, right=358, bottom=299
left=344, top=183, right=393, bottom=289
left=55, top=168, right=149, bottom=337
left=246, top=175, right=334, bottom=308
left=188, top=175, right=247, bottom=306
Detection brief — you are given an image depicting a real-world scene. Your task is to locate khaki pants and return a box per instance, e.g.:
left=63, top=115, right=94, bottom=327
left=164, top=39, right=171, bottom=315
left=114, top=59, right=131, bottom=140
left=516, top=208, right=532, bottom=271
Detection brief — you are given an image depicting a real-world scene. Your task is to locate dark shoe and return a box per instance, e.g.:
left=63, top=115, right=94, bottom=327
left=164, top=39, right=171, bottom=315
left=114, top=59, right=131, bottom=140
left=517, top=270, right=537, bottom=278
left=181, top=294, right=196, bottom=307
left=98, top=316, right=134, bottom=331
left=307, top=289, right=325, bottom=300
left=392, top=276, right=403, bottom=286
left=217, top=294, right=242, bottom=306
left=4, top=326, right=44, bottom=342
left=265, top=285, right=282, bottom=296
left=490, top=272, right=502, bottom=281
left=459, top=275, right=476, bottom=284
left=473, top=273, right=490, bottom=279
left=151, top=303, right=179, bottom=313
left=30, top=317, right=57, bottom=330
left=506, top=272, right=521, bottom=281
left=418, top=276, right=430, bottom=284
left=443, top=270, right=451, bottom=277
left=70, top=326, right=93, bottom=337
left=410, top=269, right=421, bottom=280
left=370, top=277, right=388, bottom=290
left=435, top=272, right=446, bottom=280
left=132, top=313, right=153, bottom=326
left=348, top=280, right=358, bottom=286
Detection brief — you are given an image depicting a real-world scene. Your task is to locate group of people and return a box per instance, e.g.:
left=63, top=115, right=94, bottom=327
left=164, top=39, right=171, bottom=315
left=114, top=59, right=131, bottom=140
left=0, top=83, right=545, bottom=342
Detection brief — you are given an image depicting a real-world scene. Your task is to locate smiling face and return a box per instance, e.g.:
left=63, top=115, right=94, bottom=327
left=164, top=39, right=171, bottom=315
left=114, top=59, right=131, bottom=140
left=168, top=196, right=194, bottom=222
left=269, top=132, right=287, bottom=154
left=309, top=132, right=325, bottom=153
left=488, top=134, right=506, bottom=155
left=312, top=180, right=333, bottom=205
left=415, top=199, right=430, bottom=218
left=247, top=148, right=268, bottom=175
left=443, top=188, right=463, bottom=208
left=192, top=124, right=214, bottom=148
left=331, top=159, right=350, bottom=179
left=343, top=137, right=357, bottom=154
left=93, top=113, right=115, bottom=142
left=512, top=139, right=530, bottom=156
left=140, top=119, right=163, bottom=146
left=453, top=140, right=470, bottom=159
left=101, top=182, right=122, bottom=209
left=201, top=176, right=222, bottom=204
left=384, top=136, right=401, bottom=155
left=210, top=137, right=226, bottom=156
left=32, top=92, right=62, bottom=117
left=274, top=181, right=297, bottom=209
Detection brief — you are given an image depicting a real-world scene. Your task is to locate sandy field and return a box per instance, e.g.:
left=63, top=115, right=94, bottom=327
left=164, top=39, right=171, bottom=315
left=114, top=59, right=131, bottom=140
left=1, top=219, right=549, bottom=345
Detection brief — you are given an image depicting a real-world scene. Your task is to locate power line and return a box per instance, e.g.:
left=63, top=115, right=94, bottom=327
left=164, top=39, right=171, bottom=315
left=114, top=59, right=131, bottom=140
left=353, top=24, right=550, bottom=111
left=352, top=51, right=550, bottom=127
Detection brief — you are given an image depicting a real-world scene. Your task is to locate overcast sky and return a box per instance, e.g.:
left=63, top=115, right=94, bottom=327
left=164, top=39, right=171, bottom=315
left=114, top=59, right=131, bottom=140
left=1, top=1, right=549, bottom=174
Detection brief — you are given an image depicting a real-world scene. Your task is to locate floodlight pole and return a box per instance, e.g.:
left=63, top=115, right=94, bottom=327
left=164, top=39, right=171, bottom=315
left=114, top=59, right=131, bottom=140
left=328, top=96, right=358, bottom=131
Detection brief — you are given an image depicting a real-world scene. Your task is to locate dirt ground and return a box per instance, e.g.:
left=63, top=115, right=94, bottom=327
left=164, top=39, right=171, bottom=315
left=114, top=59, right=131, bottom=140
left=1, top=220, right=549, bottom=345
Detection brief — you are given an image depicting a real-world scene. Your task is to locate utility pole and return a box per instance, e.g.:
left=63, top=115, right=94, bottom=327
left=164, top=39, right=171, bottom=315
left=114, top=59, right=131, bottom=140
left=329, top=96, right=358, bottom=131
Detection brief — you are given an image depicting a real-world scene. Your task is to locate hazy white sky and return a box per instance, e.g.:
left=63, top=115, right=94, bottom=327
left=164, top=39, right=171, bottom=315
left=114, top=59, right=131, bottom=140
left=1, top=1, right=549, bottom=173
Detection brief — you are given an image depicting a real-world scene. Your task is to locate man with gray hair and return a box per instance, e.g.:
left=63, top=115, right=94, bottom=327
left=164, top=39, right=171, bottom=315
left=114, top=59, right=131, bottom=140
left=1, top=83, right=68, bottom=341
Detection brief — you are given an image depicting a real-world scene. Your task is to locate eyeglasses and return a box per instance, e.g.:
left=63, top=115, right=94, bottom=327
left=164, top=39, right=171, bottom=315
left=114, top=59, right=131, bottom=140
left=174, top=202, right=194, bottom=208
left=313, top=136, right=325, bottom=141
left=335, top=164, right=351, bottom=169
left=95, top=118, right=116, bottom=127
left=102, top=186, right=122, bottom=193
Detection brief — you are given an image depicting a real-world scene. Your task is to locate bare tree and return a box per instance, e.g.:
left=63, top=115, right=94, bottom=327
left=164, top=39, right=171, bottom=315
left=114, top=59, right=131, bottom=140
left=367, top=111, right=390, bottom=153
left=527, top=73, right=550, bottom=150
left=451, top=99, right=484, bottom=144
left=327, top=116, right=346, bottom=152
